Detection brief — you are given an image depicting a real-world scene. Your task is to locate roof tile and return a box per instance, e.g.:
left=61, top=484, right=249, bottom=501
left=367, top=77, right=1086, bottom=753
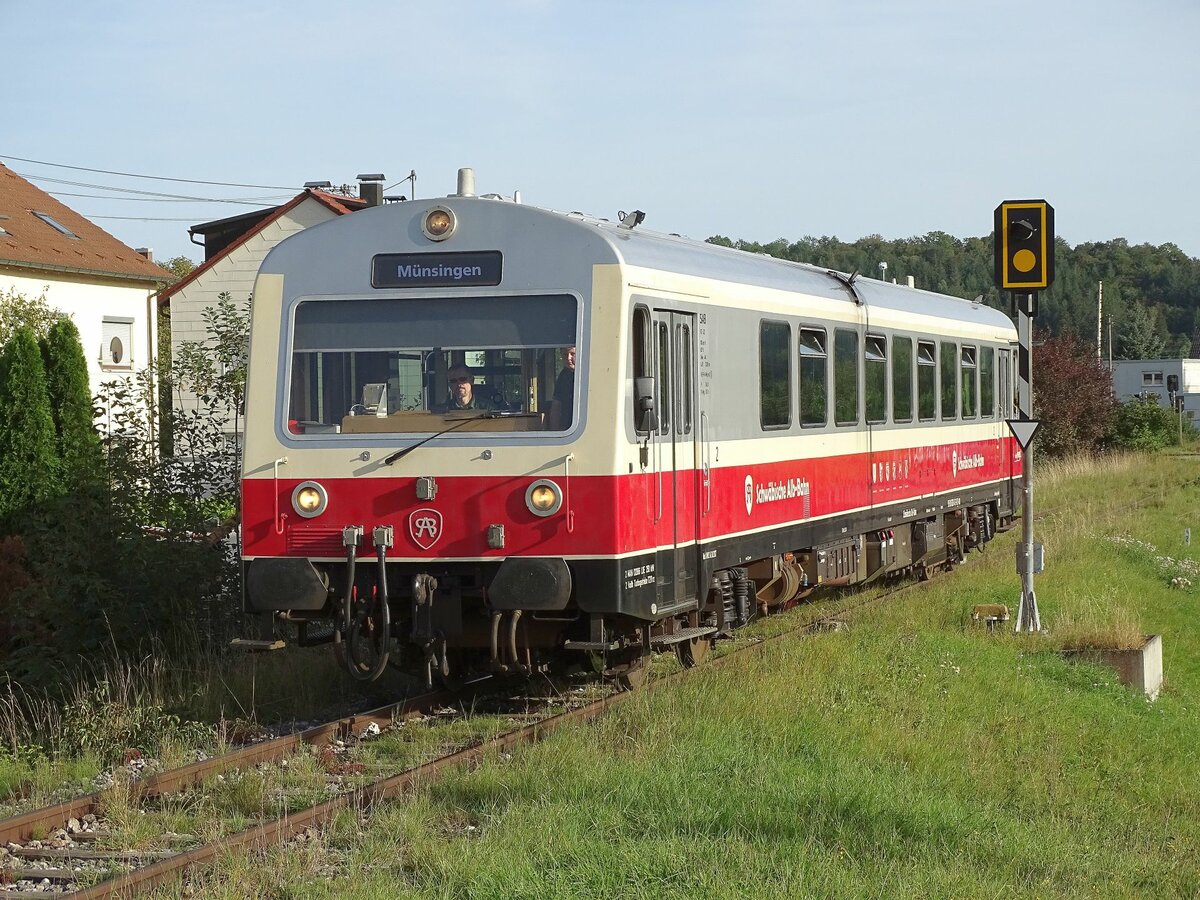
left=0, top=162, right=173, bottom=284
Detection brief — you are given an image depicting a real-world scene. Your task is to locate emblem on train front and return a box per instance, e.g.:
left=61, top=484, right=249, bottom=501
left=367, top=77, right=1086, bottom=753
left=745, top=475, right=754, bottom=516
left=408, top=508, right=443, bottom=550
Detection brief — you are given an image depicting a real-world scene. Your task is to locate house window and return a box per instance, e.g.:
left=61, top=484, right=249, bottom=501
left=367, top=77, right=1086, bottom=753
left=101, top=317, right=134, bottom=369
left=33, top=211, right=79, bottom=239
left=1142, top=372, right=1164, bottom=386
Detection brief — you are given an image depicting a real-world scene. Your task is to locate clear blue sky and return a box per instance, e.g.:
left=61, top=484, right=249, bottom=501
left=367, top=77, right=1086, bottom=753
left=3, top=0, right=1197, bottom=265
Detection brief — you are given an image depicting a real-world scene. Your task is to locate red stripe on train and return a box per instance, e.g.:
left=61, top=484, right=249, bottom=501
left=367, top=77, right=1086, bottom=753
left=242, top=437, right=1020, bottom=559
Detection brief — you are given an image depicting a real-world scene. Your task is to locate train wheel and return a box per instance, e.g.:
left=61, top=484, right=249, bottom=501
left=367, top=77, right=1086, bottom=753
left=616, top=661, right=648, bottom=692
left=675, top=635, right=712, bottom=668
left=607, top=649, right=649, bottom=691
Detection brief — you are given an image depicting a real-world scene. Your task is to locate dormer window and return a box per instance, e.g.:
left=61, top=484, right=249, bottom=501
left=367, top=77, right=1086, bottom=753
left=32, top=211, right=78, bottom=239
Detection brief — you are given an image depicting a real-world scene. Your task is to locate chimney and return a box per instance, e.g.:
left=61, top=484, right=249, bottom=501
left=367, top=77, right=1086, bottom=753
left=357, top=173, right=385, bottom=207
left=135, top=247, right=153, bottom=262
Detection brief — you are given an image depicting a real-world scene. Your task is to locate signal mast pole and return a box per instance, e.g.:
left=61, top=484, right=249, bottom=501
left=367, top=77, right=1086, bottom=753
left=994, top=200, right=1054, bottom=633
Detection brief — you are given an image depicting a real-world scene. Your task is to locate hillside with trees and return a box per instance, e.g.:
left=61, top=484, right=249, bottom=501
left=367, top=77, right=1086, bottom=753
left=707, top=233, right=1200, bottom=358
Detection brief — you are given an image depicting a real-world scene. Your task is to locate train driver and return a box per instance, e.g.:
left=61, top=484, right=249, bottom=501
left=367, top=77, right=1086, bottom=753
left=443, top=364, right=495, bottom=412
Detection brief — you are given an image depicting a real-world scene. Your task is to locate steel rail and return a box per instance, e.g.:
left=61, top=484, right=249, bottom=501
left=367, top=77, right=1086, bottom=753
left=0, top=686, right=467, bottom=847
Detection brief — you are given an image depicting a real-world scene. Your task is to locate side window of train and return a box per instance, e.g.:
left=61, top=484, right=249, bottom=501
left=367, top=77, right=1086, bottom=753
left=865, top=334, right=887, bottom=425
left=917, top=340, right=936, bottom=421
left=798, top=326, right=827, bottom=427
left=676, top=322, right=692, bottom=435
left=892, top=336, right=913, bottom=423
left=632, top=306, right=652, bottom=434
left=940, top=340, right=958, bottom=421
left=993, top=348, right=1012, bottom=420
left=759, top=320, right=792, bottom=429
left=960, top=346, right=977, bottom=418
left=980, top=346, right=995, bottom=419
left=657, top=321, right=672, bottom=436
left=834, top=328, right=859, bottom=426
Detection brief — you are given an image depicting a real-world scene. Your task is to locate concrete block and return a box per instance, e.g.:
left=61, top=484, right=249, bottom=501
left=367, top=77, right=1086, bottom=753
left=1064, top=634, right=1163, bottom=701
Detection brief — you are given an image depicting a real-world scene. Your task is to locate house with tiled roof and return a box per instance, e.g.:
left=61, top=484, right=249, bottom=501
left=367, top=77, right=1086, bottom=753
left=160, top=182, right=375, bottom=431
left=0, top=162, right=173, bottom=397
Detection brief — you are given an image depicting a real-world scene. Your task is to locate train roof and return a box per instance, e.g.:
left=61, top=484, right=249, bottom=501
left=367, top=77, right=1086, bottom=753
left=260, top=195, right=1015, bottom=335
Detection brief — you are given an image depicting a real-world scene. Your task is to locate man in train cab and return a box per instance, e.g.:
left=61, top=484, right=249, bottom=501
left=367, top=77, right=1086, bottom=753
left=547, top=345, right=576, bottom=429
left=443, top=364, right=495, bottom=412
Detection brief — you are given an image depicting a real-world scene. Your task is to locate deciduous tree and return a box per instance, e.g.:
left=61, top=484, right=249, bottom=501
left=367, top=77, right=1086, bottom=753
left=1031, top=332, right=1119, bottom=457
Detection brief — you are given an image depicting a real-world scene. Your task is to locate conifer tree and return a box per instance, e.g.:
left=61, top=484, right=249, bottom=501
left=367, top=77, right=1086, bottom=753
left=0, top=327, right=60, bottom=524
left=42, top=318, right=103, bottom=486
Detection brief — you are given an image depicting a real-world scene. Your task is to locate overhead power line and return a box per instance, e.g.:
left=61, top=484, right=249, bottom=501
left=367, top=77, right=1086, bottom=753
left=22, top=172, right=287, bottom=205
left=47, top=189, right=293, bottom=205
left=86, top=215, right=201, bottom=222
left=1, top=153, right=295, bottom=190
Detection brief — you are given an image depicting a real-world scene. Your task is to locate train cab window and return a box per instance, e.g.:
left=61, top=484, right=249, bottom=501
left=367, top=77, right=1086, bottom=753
left=834, top=328, right=859, bottom=426
left=892, top=336, right=913, bottom=423
left=798, top=327, right=827, bottom=427
left=917, top=341, right=936, bottom=421
left=960, top=346, right=977, bottom=419
left=759, top=321, right=791, bottom=429
left=940, top=341, right=958, bottom=421
left=287, top=294, right=577, bottom=435
left=865, top=334, right=887, bottom=424
left=980, top=347, right=995, bottom=419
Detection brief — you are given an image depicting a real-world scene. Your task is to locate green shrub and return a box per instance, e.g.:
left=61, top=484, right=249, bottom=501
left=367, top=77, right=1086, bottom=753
left=41, top=318, right=103, bottom=487
left=0, top=327, right=60, bottom=524
left=1109, top=396, right=1188, bottom=451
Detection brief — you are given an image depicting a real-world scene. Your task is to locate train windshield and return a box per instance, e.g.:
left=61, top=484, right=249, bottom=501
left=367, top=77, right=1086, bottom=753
left=287, top=294, right=578, bottom=436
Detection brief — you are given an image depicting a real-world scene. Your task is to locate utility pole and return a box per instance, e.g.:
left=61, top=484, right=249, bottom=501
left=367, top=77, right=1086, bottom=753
left=1097, top=280, right=1103, bottom=360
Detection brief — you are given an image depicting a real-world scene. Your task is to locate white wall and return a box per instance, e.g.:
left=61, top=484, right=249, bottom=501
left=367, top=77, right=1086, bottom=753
left=0, top=269, right=157, bottom=397
left=168, top=198, right=343, bottom=429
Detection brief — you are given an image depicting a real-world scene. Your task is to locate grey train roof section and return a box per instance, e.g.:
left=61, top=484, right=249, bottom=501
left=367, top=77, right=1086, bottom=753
left=259, top=197, right=1013, bottom=335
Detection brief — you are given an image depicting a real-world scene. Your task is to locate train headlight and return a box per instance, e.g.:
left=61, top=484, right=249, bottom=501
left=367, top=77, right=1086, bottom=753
left=422, top=206, right=456, bottom=241
left=525, top=479, right=563, bottom=517
left=291, top=481, right=328, bottom=518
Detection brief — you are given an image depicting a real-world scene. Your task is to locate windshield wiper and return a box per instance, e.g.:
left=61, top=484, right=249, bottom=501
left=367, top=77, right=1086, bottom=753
left=384, top=413, right=492, bottom=466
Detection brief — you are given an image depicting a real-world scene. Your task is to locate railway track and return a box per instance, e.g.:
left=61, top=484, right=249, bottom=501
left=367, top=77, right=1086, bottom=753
left=0, top=570, right=944, bottom=898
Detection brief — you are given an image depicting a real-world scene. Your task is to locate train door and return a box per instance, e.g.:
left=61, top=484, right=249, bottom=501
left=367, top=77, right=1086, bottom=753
left=650, top=309, right=699, bottom=612
left=999, top=346, right=1017, bottom=509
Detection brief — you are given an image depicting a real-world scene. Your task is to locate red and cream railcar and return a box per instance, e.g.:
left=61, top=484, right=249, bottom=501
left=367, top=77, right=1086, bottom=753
left=241, top=174, right=1020, bottom=684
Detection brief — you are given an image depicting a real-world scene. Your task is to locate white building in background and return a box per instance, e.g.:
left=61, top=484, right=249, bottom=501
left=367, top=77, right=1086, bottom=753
left=159, top=183, right=375, bottom=434
left=0, top=162, right=172, bottom=406
left=1109, top=359, right=1200, bottom=421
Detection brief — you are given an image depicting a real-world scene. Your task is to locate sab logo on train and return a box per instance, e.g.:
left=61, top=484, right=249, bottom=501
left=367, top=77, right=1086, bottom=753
left=409, top=508, right=443, bottom=549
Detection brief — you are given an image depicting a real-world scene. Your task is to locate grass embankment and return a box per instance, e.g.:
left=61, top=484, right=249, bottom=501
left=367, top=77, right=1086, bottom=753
left=173, top=451, right=1200, bottom=899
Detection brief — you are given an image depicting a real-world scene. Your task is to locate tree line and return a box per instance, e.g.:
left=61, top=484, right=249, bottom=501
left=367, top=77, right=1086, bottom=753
left=707, top=233, right=1200, bottom=359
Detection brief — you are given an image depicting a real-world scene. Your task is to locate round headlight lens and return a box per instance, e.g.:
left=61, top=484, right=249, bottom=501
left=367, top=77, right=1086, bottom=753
left=525, top=479, right=563, bottom=517
left=291, top=481, right=328, bottom=518
left=423, top=206, right=456, bottom=241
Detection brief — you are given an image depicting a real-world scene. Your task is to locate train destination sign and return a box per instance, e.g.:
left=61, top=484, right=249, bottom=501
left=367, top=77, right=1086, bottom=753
left=371, top=251, right=502, bottom=288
